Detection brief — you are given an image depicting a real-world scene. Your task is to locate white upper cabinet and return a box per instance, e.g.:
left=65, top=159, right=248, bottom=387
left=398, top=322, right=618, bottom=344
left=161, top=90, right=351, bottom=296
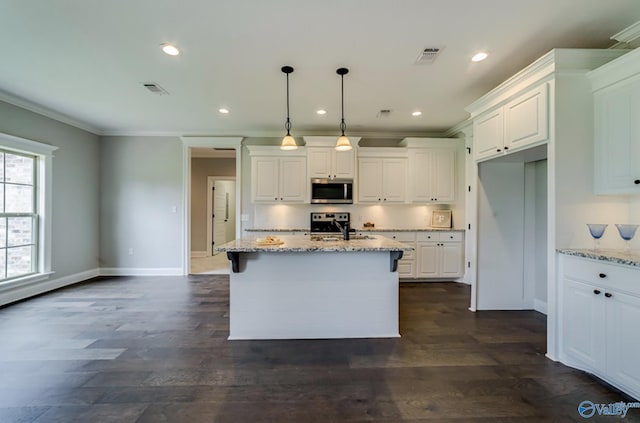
left=248, top=146, right=307, bottom=203
left=589, top=49, right=640, bottom=195
left=357, top=148, right=407, bottom=203
left=307, top=147, right=355, bottom=179
left=503, top=84, right=548, bottom=150
left=472, top=83, right=549, bottom=162
left=408, top=148, right=456, bottom=203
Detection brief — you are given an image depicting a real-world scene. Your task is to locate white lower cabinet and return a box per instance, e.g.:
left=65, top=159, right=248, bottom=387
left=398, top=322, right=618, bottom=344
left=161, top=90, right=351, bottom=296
left=560, top=254, right=640, bottom=399
left=416, top=232, right=464, bottom=279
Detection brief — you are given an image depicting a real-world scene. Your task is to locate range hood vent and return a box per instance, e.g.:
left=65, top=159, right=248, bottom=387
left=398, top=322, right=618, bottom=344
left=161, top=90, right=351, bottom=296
left=415, top=47, right=442, bottom=65
left=143, top=82, right=169, bottom=95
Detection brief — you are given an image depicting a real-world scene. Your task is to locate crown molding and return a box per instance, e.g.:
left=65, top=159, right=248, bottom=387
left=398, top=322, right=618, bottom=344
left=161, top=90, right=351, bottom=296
left=0, top=89, right=103, bottom=135
left=611, top=21, right=640, bottom=44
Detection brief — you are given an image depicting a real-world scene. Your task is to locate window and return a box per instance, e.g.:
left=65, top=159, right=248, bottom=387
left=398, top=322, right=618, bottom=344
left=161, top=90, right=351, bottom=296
left=0, top=132, right=57, bottom=285
left=0, top=150, right=37, bottom=280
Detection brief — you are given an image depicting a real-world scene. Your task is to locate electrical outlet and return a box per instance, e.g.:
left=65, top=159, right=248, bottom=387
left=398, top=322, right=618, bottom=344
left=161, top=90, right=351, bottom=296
left=241, top=214, right=249, bottom=222
left=128, top=248, right=134, bottom=256
left=171, top=205, right=177, bottom=213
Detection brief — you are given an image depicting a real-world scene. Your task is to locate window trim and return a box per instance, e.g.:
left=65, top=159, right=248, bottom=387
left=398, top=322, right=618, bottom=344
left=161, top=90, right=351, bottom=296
left=0, top=132, right=58, bottom=286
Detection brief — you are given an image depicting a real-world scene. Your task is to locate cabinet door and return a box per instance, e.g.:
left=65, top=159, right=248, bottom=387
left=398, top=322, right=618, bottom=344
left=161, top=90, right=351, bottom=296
left=416, top=242, right=439, bottom=277
left=504, top=83, right=548, bottom=151
left=333, top=149, right=355, bottom=179
left=473, top=108, right=504, bottom=161
left=440, top=242, right=463, bottom=278
left=252, top=157, right=279, bottom=202
left=431, top=149, right=456, bottom=202
left=562, top=278, right=606, bottom=372
left=410, top=150, right=432, bottom=202
left=381, top=159, right=406, bottom=202
left=307, top=148, right=332, bottom=179
left=605, top=290, right=640, bottom=394
left=594, top=80, right=640, bottom=195
left=358, top=158, right=383, bottom=202
left=280, top=157, right=307, bottom=202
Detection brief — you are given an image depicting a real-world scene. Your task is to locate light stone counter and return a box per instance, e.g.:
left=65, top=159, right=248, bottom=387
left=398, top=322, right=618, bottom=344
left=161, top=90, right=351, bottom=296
left=215, top=234, right=413, bottom=254
left=557, top=248, right=640, bottom=268
left=244, top=227, right=465, bottom=233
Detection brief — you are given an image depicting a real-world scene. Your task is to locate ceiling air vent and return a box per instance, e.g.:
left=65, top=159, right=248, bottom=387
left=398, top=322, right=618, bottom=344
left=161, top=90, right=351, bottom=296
left=143, top=82, right=169, bottom=95
left=415, top=47, right=442, bottom=65
left=377, top=109, right=392, bottom=118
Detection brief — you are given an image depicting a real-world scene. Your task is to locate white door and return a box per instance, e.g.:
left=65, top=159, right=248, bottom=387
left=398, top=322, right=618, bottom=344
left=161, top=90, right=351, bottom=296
left=416, top=242, right=439, bottom=278
left=474, top=108, right=504, bottom=161
left=381, top=158, right=406, bottom=202
left=440, top=242, right=463, bottom=278
left=358, top=158, right=383, bottom=202
left=280, top=157, right=307, bottom=202
left=213, top=180, right=228, bottom=254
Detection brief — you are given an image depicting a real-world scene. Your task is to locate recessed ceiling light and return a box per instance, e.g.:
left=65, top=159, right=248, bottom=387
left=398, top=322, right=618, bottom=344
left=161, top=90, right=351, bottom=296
left=316, top=109, right=327, bottom=115
left=412, top=111, right=422, bottom=117
left=161, top=43, right=181, bottom=56
left=218, top=108, right=229, bottom=114
left=471, top=52, right=488, bottom=62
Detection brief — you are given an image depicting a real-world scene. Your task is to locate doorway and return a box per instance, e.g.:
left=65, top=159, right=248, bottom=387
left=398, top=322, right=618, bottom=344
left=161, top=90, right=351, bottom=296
left=185, top=139, right=241, bottom=275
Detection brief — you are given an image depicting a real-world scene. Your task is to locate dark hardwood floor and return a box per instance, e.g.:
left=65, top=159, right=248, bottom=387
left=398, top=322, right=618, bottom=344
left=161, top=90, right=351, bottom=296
left=0, top=276, right=636, bottom=422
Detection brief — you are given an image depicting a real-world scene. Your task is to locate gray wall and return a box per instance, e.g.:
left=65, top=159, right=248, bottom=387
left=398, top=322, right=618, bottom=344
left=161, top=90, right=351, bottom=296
left=99, top=136, right=183, bottom=269
left=0, top=100, right=100, bottom=278
left=190, top=157, right=235, bottom=252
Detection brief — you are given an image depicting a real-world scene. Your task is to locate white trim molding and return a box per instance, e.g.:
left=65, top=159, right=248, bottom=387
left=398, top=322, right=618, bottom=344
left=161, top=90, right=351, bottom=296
left=534, top=299, right=548, bottom=315
left=191, top=251, right=208, bottom=258
left=99, top=268, right=183, bottom=276
left=0, top=269, right=99, bottom=307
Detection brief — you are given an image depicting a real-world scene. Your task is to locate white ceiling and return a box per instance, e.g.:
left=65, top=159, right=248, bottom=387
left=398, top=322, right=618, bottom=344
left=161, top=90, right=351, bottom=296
left=0, top=0, right=639, bottom=137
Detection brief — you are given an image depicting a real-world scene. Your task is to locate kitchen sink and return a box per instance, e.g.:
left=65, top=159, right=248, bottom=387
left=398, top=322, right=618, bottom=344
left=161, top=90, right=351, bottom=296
left=309, top=235, right=376, bottom=241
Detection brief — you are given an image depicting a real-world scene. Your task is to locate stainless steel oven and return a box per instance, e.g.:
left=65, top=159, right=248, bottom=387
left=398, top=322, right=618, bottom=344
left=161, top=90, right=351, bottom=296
left=310, top=178, right=353, bottom=204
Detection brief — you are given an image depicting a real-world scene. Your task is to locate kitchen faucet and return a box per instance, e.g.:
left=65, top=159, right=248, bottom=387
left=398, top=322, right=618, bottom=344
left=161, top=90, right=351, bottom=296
left=332, top=219, right=350, bottom=240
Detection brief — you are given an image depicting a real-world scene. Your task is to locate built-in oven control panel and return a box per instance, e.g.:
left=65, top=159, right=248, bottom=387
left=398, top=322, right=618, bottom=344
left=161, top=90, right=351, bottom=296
left=310, top=212, right=350, bottom=233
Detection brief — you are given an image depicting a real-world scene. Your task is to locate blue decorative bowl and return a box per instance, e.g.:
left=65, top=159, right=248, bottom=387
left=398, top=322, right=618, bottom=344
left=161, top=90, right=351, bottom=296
left=615, top=224, right=639, bottom=241
left=587, top=224, right=607, bottom=239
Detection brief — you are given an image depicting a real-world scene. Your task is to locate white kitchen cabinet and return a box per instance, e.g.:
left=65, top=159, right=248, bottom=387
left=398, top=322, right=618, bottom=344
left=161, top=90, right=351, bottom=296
left=249, top=147, right=307, bottom=203
left=589, top=48, right=640, bottom=195
left=416, top=232, right=464, bottom=279
left=307, top=147, right=355, bottom=179
left=560, top=253, right=640, bottom=399
left=473, top=83, right=548, bottom=162
left=358, top=158, right=406, bottom=203
left=409, top=148, right=455, bottom=203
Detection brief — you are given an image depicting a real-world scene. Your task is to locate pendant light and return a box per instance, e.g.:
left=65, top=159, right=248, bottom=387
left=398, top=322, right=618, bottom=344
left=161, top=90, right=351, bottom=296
left=335, top=67, right=352, bottom=151
left=280, top=65, right=297, bottom=150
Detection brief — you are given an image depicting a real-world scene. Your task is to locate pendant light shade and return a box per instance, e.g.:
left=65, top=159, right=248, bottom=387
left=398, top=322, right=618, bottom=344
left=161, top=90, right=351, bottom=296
left=280, top=65, right=297, bottom=150
left=335, top=67, right=352, bottom=151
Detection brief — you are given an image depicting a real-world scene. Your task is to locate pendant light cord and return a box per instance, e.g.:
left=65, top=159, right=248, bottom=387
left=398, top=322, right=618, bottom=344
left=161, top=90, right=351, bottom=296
left=340, top=73, right=346, bottom=136
left=285, top=72, right=291, bottom=136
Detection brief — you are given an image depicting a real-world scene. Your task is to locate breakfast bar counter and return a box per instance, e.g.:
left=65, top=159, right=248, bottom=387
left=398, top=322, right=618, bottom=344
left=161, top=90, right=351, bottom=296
left=214, top=235, right=413, bottom=340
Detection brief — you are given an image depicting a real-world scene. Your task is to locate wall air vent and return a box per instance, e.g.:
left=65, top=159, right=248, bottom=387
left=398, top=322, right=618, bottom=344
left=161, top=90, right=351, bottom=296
left=143, top=82, right=169, bottom=95
left=377, top=109, right=392, bottom=118
left=415, top=47, right=443, bottom=65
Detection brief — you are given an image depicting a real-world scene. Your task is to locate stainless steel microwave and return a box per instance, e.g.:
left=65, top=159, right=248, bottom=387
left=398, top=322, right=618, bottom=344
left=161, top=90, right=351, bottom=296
left=310, top=178, right=353, bottom=204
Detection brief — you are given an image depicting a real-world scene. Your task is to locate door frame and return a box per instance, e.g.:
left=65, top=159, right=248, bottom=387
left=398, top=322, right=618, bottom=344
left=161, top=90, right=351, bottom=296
left=181, top=137, right=243, bottom=275
left=207, top=176, right=236, bottom=256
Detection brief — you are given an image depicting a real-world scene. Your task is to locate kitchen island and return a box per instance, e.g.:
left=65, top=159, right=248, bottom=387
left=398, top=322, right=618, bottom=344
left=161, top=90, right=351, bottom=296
left=214, top=235, right=413, bottom=340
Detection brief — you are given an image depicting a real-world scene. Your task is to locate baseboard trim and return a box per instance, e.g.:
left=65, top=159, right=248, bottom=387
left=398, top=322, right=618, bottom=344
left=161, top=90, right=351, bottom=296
left=534, top=298, right=548, bottom=315
left=0, top=268, right=100, bottom=307
left=191, top=251, right=208, bottom=258
left=99, top=267, right=183, bottom=276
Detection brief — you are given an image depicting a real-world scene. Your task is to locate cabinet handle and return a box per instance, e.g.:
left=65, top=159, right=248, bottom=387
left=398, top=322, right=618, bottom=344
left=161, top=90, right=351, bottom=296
left=504, top=146, right=509, bottom=150
left=496, top=148, right=501, bottom=152
left=280, top=197, right=283, bottom=201
left=605, top=292, right=613, bottom=298
left=593, top=289, right=601, bottom=295
left=635, top=179, right=640, bottom=185
left=378, top=198, right=381, bottom=201
left=274, top=197, right=278, bottom=200
left=599, top=273, right=607, bottom=278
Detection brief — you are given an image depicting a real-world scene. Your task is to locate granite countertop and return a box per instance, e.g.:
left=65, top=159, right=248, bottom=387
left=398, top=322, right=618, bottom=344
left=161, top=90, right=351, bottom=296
left=215, top=235, right=414, bottom=253
left=557, top=248, right=640, bottom=268
left=244, top=227, right=464, bottom=233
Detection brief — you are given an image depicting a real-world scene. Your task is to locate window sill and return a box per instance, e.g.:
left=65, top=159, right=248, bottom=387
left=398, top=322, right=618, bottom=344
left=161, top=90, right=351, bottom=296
left=0, top=272, right=55, bottom=294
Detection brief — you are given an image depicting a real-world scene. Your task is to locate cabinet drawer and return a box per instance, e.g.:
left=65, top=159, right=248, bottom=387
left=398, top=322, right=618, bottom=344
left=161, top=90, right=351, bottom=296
left=416, top=231, right=463, bottom=242
left=397, top=260, right=414, bottom=277
left=561, top=254, right=640, bottom=296
left=401, top=244, right=415, bottom=260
